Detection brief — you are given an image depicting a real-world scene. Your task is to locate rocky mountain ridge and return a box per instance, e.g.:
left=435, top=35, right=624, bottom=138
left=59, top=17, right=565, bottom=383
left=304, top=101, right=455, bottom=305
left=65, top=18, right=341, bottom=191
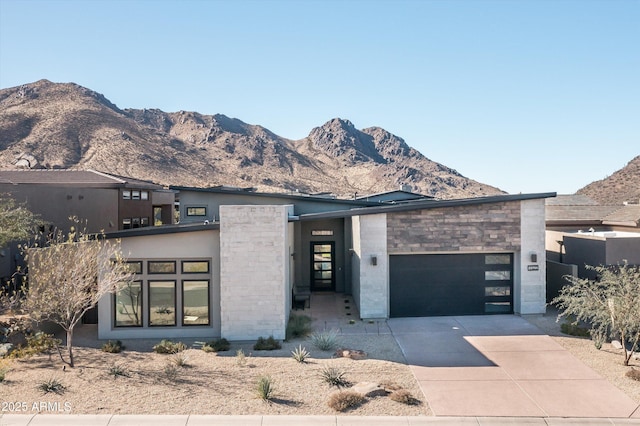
left=1, top=79, right=504, bottom=198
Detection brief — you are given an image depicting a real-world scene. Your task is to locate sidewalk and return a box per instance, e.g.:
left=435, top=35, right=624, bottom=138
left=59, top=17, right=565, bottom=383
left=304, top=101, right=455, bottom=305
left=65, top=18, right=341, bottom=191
left=1, top=414, right=639, bottom=425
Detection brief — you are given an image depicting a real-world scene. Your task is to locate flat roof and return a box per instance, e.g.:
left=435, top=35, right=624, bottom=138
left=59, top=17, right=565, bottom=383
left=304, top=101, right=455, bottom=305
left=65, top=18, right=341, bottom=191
left=297, top=192, right=557, bottom=221
left=0, top=169, right=164, bottom=189
left=105, top=222, right=218, bottom=239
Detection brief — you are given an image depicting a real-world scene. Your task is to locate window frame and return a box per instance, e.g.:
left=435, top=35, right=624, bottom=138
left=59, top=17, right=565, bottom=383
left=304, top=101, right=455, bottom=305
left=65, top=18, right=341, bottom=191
left=182, top=279, right=210, bottom=326
left=181, top=260, right=210, bottom=274
left=114, top=280, right=143, bottom=328
left=186, top=206, right=207, bottom=217
left=148, top=280, right=177, bottom=327
left=148, top=261, right=177, bottom=274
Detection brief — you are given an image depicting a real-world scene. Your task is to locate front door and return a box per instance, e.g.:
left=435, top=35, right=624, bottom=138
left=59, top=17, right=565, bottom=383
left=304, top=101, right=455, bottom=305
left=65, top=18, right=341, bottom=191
left=311, top=242, right=335, bottom=291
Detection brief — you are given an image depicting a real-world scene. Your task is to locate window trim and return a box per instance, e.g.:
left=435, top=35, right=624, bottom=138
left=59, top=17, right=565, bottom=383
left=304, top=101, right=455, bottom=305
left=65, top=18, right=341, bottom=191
left=181, top=260, right=210, bottom=274
left=186, top=206, right=207, bottom=217
left=148, top=261, right=177, bottom=274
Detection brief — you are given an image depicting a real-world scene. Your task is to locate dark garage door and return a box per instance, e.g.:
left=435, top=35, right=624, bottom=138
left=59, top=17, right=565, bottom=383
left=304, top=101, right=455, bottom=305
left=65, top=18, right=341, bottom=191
left=389, top=253, right=513, bottom=317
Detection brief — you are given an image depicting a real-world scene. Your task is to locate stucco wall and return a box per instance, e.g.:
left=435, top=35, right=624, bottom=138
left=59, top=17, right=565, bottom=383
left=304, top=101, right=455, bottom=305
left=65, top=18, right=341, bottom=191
left=97, top=229, right=220, bottom=340
left=387, top=202, right=521, bottom=253
left=517, top=199, right=546, bottom=314
left=352, top=214, right=388, bottom=318
left=219, top=205, right=291, bottom=340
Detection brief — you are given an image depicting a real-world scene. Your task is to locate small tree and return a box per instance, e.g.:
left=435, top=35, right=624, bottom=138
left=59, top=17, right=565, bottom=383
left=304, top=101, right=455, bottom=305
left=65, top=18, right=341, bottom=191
left=20, top=219, right=134, bottom=367
left=0, top=195, right=39, bottom=248
left=553, top=262, right=640, bottom=366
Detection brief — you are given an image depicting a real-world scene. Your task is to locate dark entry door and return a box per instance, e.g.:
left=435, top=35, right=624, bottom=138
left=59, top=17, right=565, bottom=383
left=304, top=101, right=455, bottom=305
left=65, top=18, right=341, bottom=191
left=311, top=242, right=335, bottom=291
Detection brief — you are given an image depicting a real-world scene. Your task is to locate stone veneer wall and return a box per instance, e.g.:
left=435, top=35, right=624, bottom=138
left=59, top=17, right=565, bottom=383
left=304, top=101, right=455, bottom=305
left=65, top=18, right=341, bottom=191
left=219, top=205, right=292, bottom=340
left=387, top=202, right=521, bottom=253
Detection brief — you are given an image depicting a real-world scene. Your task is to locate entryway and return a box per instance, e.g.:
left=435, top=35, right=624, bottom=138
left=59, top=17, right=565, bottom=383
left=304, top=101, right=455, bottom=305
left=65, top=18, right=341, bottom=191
left=310, top=242, right=335, bottom=291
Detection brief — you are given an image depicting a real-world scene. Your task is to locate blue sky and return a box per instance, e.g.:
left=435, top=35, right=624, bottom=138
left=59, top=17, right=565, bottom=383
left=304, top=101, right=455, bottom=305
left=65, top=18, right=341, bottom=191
left=1, top=0, right=638, bottom=195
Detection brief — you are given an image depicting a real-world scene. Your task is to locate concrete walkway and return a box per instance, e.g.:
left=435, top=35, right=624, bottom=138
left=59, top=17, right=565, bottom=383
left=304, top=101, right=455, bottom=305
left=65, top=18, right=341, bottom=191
left=1, top=414, right=639, bottom=425
left=388, top=315, right=640, bottom=419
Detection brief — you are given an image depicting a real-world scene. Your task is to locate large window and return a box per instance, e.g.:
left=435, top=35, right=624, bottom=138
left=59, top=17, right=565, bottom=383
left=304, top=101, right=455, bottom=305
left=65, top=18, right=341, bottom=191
left=114, top=281, right=142, bottom=327
left=114, top=258, right=211, bottom=328
left=149, top=281, right=176, bottom=326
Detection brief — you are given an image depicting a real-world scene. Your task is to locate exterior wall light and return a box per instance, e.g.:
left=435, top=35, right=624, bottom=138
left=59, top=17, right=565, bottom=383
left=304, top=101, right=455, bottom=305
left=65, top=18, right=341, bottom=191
left=530, top=252, right=538, bottom=263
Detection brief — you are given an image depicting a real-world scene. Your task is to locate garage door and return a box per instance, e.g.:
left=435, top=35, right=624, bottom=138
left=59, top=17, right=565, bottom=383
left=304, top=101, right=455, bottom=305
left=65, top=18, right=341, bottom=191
left=389, top=253, right=513, bottom=317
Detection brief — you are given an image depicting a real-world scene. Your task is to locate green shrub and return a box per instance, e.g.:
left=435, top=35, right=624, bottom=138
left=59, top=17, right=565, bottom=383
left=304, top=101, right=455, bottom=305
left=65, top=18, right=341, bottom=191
left=310, top=330, right=339, bottom=351
left=286, top=314, right=312, bottom=340
left=101, top=340, right=124, bottom=353
left=163, top=363, right=179, bottom=381
left=202, top=338, right=230, bottom=352
left=256, top=375, right=275, bottom=401
left=153, top=339, right=186, bottom=354
left=37, top=377, right=66, bottom=394
left=171, top=353, right=190, bottom=367
left=0, top=366, right=8, bottom=382
left=560, top=322, right=590, bottom=338
left=253, top=336, right=281, bottom=351
left=291, top=345, right=310, bottom=363
left=320, top=366, right=349, bottom=387
left=327, top=391, right=364, bottom=412
left=389, top=389, right=419, bottom=405
left=10, top=332, right=61, bottom=358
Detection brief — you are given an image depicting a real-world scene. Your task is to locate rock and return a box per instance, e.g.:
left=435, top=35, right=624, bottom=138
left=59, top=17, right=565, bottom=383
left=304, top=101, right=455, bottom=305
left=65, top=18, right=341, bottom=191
left=611, top=340, right=623, bottom=350
left=0, top=342, right=14, bottom=357
left=334, top=348, right=367, bottom=360
left=351, top=382, right=388, bottom=397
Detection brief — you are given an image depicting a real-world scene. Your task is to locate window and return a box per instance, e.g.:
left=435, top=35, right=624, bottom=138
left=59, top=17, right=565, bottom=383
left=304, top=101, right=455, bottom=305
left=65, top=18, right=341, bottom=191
left=141, top=191, right=149, bottom=200
left=149, top=281, right=176, bottom=326
left=186, top=207, right=207, bottom=216
left=122, top=218, right=132, bottom=229
left=485, top=286, right=511, bottom=297
left=182, top=260, right=209, bottom=274
left=125, top=261, right=143, bottom=274
left=132, top=218, right=141, bottom=228
left=311, top=230, right=333, bottom=236
left=114, top=281, right=142, bottom=327
left=132, top=190, right=141, bottom=200
left=485, top=254, right=511, bottom=265
left=141, top=217, right=149, bottom=227
left=123, top=190, right=131, bottom=200
left=148, top=261, right=176, bottom=274
left=485, top=270, right=511, bottom=281
left=183, top=280, right=209, bottom=325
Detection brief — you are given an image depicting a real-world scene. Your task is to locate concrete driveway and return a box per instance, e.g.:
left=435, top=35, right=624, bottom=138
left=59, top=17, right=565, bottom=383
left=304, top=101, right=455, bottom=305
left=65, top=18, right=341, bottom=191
left=389, top=315, right=640, bottom=418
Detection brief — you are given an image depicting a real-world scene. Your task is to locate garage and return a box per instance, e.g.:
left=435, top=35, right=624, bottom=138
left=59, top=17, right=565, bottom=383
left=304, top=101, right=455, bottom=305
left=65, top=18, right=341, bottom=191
left=389, top=253, right=513, bottom=317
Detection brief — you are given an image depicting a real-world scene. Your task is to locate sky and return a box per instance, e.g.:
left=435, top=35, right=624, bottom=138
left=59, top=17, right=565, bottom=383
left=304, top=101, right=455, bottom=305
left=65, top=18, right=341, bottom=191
left=0, top=0, right=638, bottom=195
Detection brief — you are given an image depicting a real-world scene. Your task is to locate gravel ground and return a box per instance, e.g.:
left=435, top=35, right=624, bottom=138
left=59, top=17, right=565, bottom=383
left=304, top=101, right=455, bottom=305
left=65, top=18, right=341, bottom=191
left=0, top=334, right=429, bottom=416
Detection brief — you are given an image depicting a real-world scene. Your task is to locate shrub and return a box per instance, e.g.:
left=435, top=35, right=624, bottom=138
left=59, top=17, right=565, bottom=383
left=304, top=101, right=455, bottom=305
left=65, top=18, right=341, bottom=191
left=101, top=340, right=124, bottom=353
left=291, top=345, right=310, bottom=363
left=286, top=314, right=312, bottom=340
left=310, top=330, right=339, bottom=351
left=253, top=336, right=281, bottom=351
left=236, top=349, right=247, bottom=367
left=327, top=391, right=364, bottom=412
left=37, top=377, right=66, bottom=394
left=10, top=332, right=61, bottom=358
left=153, top=339, right=186, bottom=354
left=171, top=353, right=190, bottom=367
left=202, top=338, right=230, bottom=352
left=163, top=363, right=179, bottom=382
left=560, top=322, right=590, bottom=338
left=320, top=366, right=349, bottom=387
left=626, top=368, right=640, bottom=382
left=0, top=365, right=8, bottom=382
left=389, top=389, right=419, bottom=405
left=256, top=375, right=275, bottom=401
left=107, top=362, right=129, bottom=378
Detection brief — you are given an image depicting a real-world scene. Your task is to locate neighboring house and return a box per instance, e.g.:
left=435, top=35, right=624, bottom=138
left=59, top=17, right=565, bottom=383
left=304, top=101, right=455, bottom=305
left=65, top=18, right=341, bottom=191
left=0, top=169, right=175, bottom=281
left=544, top=195, right=640, bottom=298
left=97, top=190, right=554, bottom=341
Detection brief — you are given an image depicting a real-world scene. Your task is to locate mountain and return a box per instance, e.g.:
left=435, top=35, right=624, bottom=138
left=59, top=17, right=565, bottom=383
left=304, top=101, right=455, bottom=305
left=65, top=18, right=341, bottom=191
left=577, top=156, right=640, bottom=205
left=0, top=80, right=503, bottom=199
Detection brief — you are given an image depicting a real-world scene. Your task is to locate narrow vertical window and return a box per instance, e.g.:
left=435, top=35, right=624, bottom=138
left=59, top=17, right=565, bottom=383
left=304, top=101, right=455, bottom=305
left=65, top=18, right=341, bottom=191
left=149, top=281, right=176, bottom=326
left=182, top=280, right=210, bottom=325
left=114, top=281, right=143, bottom=327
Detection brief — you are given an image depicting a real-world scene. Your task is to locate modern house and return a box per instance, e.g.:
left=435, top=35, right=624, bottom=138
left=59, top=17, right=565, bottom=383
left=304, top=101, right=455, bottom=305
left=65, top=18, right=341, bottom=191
left=98, top=188, right=555, bottom=341
left=0, top=169, right=175, bottom=282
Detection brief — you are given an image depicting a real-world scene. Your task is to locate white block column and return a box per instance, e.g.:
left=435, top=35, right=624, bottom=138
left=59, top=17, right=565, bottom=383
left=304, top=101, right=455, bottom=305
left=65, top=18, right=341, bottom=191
left=517, top=199, right=546, bottom=314
left=219, top=205, right=291, bottom=340
left=353, top=214, right=388, bottom=318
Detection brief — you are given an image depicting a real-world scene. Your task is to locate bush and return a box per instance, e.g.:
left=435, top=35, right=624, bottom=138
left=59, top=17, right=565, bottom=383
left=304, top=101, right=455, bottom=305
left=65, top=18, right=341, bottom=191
left=320, top=366, right=349, bottom=387
left=389, top=389, right=419, bottom=405
left=10, top=332, right=61, bottom=358
left=107, top=362, right=129, bottom=378
left=310, top=330, right=339, bottom=351
left=202, top=338, right=230, bottom=353
left=171, top=353, right=190, bottom=367
left=291, top=345, right=310, bottom=363
left=286, top=314, right=312, bottom=340
left=0, top=365, right=8, bottom=382
left=626, top=368, right=640, bottom=382
left=101, top=340, right=124, bottom=353
left=253, top=336, right=281, bottom=351
left=236, top=349, right=247, bottom=367
left=163, top=363, right=179, bottom=382
left=256, top=375, right=275, bottom=401
left=560, top=322, right=590, bottom=338
left=327, top=391, right=364, bottom=412
left=37, top=377, right=66, bottom=394
left=153, top=339, right=186, bottom=354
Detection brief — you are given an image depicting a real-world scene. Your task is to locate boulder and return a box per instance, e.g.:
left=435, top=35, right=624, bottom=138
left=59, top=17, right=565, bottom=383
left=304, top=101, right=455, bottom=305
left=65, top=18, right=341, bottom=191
left=334, top=348, right=367, bottom=360
left=0, top=343, right=14, bottom=357
left=351, top=382, right=388, bottom=397
left=611, top=340, right=623, bottom=350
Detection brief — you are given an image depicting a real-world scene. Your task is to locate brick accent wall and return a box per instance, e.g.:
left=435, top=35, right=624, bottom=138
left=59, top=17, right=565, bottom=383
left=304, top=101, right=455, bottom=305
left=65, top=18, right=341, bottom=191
left=387, top=202, right=522, bottom=253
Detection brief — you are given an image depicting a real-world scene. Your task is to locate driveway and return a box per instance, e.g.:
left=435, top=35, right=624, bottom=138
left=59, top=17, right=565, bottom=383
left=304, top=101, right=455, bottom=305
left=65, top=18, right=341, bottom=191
left=389, top=315, right=640, bottom=418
